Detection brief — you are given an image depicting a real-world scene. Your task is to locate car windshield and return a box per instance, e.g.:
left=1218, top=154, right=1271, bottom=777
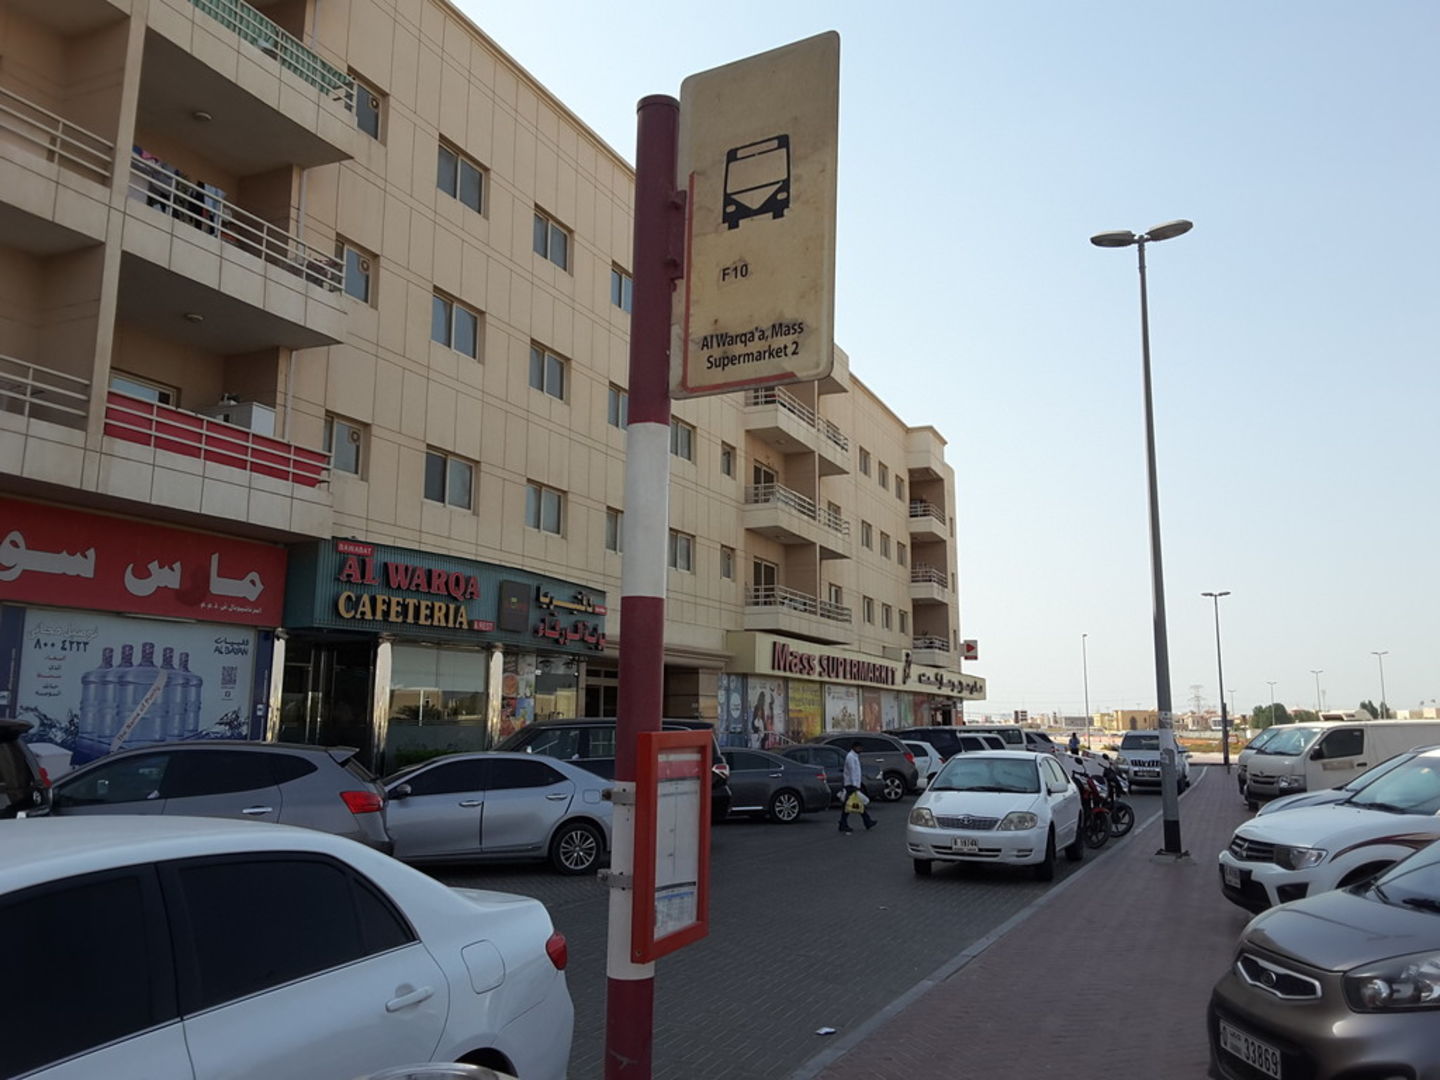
left=1256, top=726, right=1320, bottom=756
left=1347, top=759, right=1440, bottom=816
left=1121, top=735, right=1159, bottom=751
left=1340, top=752, right=1418, bottom=792
left=931, top=757, right=1039, bottom=794
left=1244, top=728, right=1282, bottom=752
left=1370, top=842, right=1440, bottom=911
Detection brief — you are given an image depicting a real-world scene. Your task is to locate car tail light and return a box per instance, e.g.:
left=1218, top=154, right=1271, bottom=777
left=713, top=762, right=730, bottom=781
left=38, top=766, right=51, bottom=789
left=546, top=931, right=568, bottom=971
left=341, top=790, right=384, bottom=814
left=904, top=752, right=915, bottom=764
left=816, top=772, right=828, bottom=782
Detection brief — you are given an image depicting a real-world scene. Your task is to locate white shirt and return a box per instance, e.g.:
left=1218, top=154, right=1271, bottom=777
left=843, top=748, right=862, bottom=788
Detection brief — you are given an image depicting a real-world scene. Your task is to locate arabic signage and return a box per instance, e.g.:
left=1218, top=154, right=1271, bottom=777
left=0, top=497, right=286, bottom=626
left=285, top=540, right=608, bottom=653
left=726, top=631, right=988, bottom=700
left=671, top=31, right=839, bottom=398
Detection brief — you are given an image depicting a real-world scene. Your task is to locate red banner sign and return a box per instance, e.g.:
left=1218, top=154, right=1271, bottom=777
left=0, top=497, right=285, bottom=626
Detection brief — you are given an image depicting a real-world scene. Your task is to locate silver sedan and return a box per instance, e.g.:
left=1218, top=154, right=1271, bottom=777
left=383, top=752, right=612, bottom=875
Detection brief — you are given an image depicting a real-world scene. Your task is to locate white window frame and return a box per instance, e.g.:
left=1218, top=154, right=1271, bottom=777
left=897, top=542, right=908, bottom=568
left=431, top=292, right=480, bottom=358
left=668, top=530, right=695, bottom=572
left=858, top=447, right=871, bottom=476
left=720, top=442, right=735, bottom=477
left=605, top=508, right=623, bottom=553
left=423, top=450, right=473, bottom=510
left=525, top=482, right=565, bottom=535
left=720, top=545, right=735, bottom=580
left=860, top=521, right=873, bottom=549
left=610, top=266, right=633, bottom=312
left=882, top=603, right=893, bottom=630
left=529, top=344, right=567, bottom=401
left=899, top=609, right=909, bottom=635
left=863, top=596, right=875, bottom=624
left=352, top=73, right=383, bottom=140
left=110, top=372, right=177, bottom=407
left=533, top=208, right=571, bottom=270
left=607, top=385, right=629, bottom=428
left=324, top=415, right=365, bottom=477
left=880, top=532, right=891, bottom=559
left=670, top=418, right=695, bottom=462
left=878, top=462, right=889, bottom=489
left=437, top=141, right=484, bottom=213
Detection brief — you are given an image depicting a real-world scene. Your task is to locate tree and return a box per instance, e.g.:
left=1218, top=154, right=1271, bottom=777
left=1290, top=708, right=1320, bottom=725
left=1252, top=702, right=1291, bottom=729
left=1359, top=700, right=1380, bottom=720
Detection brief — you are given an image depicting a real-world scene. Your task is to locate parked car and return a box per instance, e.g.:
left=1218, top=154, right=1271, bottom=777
left=902, top=740, right=944, bottom=789
left=810, top=731, right=919, bottom=801
left=1244, top=720, right=1440, bottom=807
left=887, top=726, right=1005, bottom=759
left=1209, top=837, right=1440, bottom=1080
left=46, top=742, right=392, bottom=852
left=495, top=717, right=732, bottom=820
left=720, top=749, right=832, bottom=823
left=1021, top=730, right=1060, bottom=755
left=0, top=719, right=49, bottom=818
left=1114, top=730, right=1191, bottom=792
left=0, top=815, right=572, bottom=1080
left=777, top=743, right=883, bottom=804
left=1236, top=725, right=1284, bottom=796
left=1257, top=745, right=1440, bottom=816
left=954, top=724, right=1026, bottom=751
left=906, top=751, right=1085, bottom=880
left=384, top=753, right=611, bottom=874
left=1219, top=746, right=1440, bottom=913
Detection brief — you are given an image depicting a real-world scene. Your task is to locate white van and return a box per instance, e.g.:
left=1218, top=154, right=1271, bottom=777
left=1234, top=726, right=1283, bottom=797
left=1243, top=720, right=1440, bottom=807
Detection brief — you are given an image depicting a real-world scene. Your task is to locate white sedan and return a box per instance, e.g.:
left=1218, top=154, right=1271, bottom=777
left=906, top=751, right=1084, bottom=880
left=1, top=816, right=573, bottom=1080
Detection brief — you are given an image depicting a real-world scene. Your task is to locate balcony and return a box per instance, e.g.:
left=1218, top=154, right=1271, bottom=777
left=744, top=585, right=853, bottom=646
left=909, top=564, right=949, bottom=605
left=743, top=482, right=852, bottom=559
left=101, top=391, right=332, bottom=536
left=907, top=425, right=949, bottom=481
left=141, top=3, right=356, bottom=174
left=0, top=355, right=91, bottom=491
left=0, top=356, right=91, bottom=432
left=908, top=500, right=948, bottom=542
left=911, top=635, right=952, bottom=669
left=0, top=84, right=115, bottom=250
left=743, top=387, right=850, bottom=476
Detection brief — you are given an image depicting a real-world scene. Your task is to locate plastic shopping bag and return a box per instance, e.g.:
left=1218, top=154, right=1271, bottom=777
left=844, top=792, right=864, bottom=813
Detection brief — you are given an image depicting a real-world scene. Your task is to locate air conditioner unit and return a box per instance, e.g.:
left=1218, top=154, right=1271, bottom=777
left=198, top=400, right=276, bottom=437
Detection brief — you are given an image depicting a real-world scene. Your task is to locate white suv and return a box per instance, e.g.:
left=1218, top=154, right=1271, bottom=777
left=1115, top=730, right=1190, bottom=791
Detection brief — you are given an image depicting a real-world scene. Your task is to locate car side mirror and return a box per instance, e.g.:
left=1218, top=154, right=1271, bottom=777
left=390, top=783, right=412, bottom=800
left=1310, top=747, right=1324, bottom=761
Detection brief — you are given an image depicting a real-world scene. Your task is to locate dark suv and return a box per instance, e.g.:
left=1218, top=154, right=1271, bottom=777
left=496, top=717, right=733, bottom=820
left=0, top=720, right=49, bottom=818
left=811, top=731, right=919, bottom=801
left=888, top=726, right=1005, bottom=759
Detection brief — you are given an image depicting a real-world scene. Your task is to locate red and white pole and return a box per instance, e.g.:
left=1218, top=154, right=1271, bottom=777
left=605, top=93, right=681, bottom=1080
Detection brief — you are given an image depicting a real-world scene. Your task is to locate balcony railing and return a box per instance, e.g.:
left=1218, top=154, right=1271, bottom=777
left=821, top=417, right=850, bottom=453
left=909, top=500, right=947, bottom=526
left=746, top=584, right=852, bottom=624
left=129, top=152, right=342, bottom=291
left=745, top=482, right=851, bottom=537
left=0, top=355, right=90, bottom=430
left=910, top=565, right=948, bottom=587
left=104, top=391, right=329, bottom=487
left=912, top=635, right=951, bottom=652
left=0, top=85, right=113, bottom=182
left=745, top=385, right=850, bottom=454
left=192, top=0, right=355, bottom=108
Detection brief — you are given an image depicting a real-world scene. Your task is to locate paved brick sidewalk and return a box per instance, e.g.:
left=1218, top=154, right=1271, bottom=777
left=795, top=766, right=1253, bottom=1079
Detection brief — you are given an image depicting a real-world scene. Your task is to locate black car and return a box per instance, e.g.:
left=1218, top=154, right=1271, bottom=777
left=888, top=726, right=1006, bottom=759
left=810, top=731, right=919, bottom=800
left=496, top=717, right=733, bottom=821
left=0, top=719, right=49, bottom=818
left=720, top=749, right=832, bottom=823
left=778, top=743, right=883, bottom=804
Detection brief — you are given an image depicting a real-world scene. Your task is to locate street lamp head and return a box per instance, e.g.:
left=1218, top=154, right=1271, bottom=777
left=1201, top=590, right=1231, bottom=599
left=1090, top=229, right=1138, bottom=248
left=1144, top=219, right=1194, bottom=242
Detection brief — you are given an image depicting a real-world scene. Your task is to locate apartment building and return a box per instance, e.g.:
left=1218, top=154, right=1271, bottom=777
left=0, top=0, right=983, bottom=773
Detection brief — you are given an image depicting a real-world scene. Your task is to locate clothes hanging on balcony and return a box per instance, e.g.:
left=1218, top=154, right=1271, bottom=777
left=134, top=146, right=173, bottom=212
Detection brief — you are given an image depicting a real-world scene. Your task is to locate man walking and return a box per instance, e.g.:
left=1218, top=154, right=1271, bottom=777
left=839, top=741, right=876, bottom=834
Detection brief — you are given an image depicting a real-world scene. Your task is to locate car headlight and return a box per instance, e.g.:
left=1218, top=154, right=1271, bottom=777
left=909, top=807, right=936, bottom=828
left=997, top=811, right=1038, bottom=831
left=1277, top=776, right=1306, bottom=791
left=1345, top=952, right=1440, bottom=1011
left=1273, top=845, right=1328, bottom=870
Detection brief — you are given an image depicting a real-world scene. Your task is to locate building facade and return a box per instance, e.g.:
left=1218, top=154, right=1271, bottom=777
left=0, top=0, right=982, bottom=773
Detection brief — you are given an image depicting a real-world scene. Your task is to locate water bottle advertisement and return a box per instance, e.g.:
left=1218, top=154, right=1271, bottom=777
left=1, top=606, right=264, bottom=766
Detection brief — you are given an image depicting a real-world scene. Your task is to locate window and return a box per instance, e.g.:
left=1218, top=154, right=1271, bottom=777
left=878, top=462, right=889, bottom=489
left=525, top=482, right=564, bottom=535
left=528, top=344, right=567, bottom=400
left=431, top=292, right=480, bottom=358
left=403, top=759, right=485, bottom=796
left=720, top=546, right=734, bottom=579
left=863, top=596, right=875, bottom=624
left=532, top=208, right=570, bottom=269
left=610, top=266, right=633, bottom=312
left=335, top=240, right=374, bottom=304
left=670, top=418, right=695, bottom=461
left=880, top=532, right=891, bottom=559
left=516, top=725, right=583, bottom=760
left=436, top=142, right=484, bottom=213
left=605, top=508, right=623, bottom=553
left=720, top=442, right=735, bottom=477
left=753, top=558, right=778, bottom=590
left=1317, top=728, right=1365, bottom=759
left=858, top=447, right=871, bottom=476
left=607, top=385, right=628, bottom=428
left=882, top=603, right=893, bottom=630
left=827, top=583, right=844, bottom=607
left=424, top=450, right=474, bottom=510
left=324, top=415, right=364, bottom=476
left=896, top=476, right=905, bottom=501
left=899, top=610, right=909, bottom=634
left=860, top=521, right=873, bottom=549
left=110, top=372, right=176, bottom=406
left=668, top=530, right=694, bottom=571
left=897, top=542, right=908, bottom=567
left=487, top=759, right=566, bottom=789
left=163, top=750, right=275, bottom=798
left=352, top=74, right=383, bottom=139
left=53, top=752, right=171, bottom=807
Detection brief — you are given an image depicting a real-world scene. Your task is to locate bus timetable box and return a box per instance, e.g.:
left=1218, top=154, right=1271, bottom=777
left=631, top=729, right=711, bottom=963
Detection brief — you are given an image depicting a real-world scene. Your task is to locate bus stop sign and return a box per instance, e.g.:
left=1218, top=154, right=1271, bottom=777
left=671, top=32, right=839, bottom=398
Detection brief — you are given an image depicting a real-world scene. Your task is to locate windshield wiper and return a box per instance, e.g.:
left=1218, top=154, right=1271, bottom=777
left=1355, top=801, right=1418, bottom=815
left=1401, top=896, right=1440, bottom=913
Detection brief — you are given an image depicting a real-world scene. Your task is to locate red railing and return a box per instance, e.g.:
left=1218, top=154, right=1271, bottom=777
left=104, top=391, right=328, bottom=487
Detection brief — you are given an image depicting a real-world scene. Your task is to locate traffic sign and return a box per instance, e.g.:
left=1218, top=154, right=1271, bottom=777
left=671, top=32, right=839, bottom=398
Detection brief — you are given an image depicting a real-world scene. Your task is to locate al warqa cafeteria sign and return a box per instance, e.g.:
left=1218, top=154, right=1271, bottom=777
left=726, top=632, right=986, bottom=699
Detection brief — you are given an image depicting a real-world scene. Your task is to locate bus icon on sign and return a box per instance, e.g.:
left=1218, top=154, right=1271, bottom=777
left=723, top=135, right=790, bottom=229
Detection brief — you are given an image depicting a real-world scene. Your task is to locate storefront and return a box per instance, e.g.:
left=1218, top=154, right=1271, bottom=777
left=719, top=631, right=986, bottom=748
left=0, top=496, right=285, bottom=767
left=282, top=539, right=608, bottom=771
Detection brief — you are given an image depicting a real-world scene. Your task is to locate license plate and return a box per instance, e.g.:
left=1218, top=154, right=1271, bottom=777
left=1223, top=863, right=1241, bottom=889
left=1219, top=1020, right=1282, bottom=1079
left=953, top=837, right=979, bottom=853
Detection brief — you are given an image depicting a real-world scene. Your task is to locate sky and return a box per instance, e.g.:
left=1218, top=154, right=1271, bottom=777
left=457, top=1, right=1440, bottom=722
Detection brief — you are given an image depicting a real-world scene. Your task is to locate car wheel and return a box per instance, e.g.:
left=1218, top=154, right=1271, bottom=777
left=767, top=789, right=803, bottom=824
left=550, top=821, right=603, bottom=875
left=1064, top=817, right=1085, bottom=862
left=880, top=772, right=906, bottom=802
left=1033, top=828, right=1056, bottom=881
left=913, top=859, right=933, bottom=876
left=1339, top=862, right=1393, bottom=890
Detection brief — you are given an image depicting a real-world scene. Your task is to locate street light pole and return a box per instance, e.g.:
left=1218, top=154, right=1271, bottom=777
left=1372, top=651, right=1389, bottom=718
left=1267, top=681, right=1278, bottom=727
left=1092, top=219, right=1192, bottom=856
left=1202, top=590, right=1231, bottom=770
left=1082, top=633, right=1091, bottom=749
left=1311, top=670, right=1324, bottom=714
